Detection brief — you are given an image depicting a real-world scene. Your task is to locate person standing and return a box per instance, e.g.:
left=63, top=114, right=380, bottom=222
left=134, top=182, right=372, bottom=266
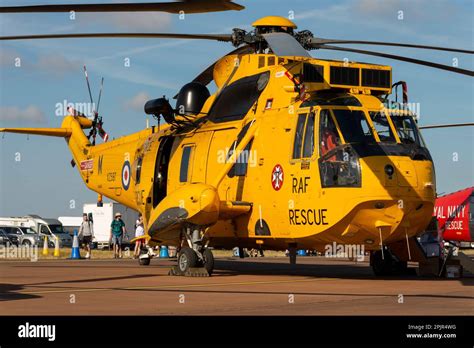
left=133, top=214, right=145, bottom=259
left=110, top=212, right=126, bottom=258
left=78, top=213, right=94, bottom=259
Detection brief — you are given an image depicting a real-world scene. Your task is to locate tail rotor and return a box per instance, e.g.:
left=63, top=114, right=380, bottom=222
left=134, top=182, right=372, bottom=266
left=83, top=65, right=108, bottom=145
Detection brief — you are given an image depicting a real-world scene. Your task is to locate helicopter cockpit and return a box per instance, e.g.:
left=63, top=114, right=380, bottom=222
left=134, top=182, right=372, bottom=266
left=297, top=94, right=430, bottom=188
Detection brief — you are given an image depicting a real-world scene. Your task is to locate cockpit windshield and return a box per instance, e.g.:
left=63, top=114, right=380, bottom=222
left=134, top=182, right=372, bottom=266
left=332, top=109, right=376, bottom=144
left=369, top=111, right=396, bottom=142
left=390, top=115, right=423, bottom=146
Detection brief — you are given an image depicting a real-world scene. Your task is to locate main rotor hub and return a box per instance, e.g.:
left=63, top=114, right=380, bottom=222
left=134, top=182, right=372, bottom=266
left=252, top=16, right=297, bottom=36
left=252, top=16, right=297, bottom=29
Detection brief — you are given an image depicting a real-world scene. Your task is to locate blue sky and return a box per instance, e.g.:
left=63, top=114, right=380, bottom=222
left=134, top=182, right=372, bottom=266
left=0, top=0, right=473, bottom=218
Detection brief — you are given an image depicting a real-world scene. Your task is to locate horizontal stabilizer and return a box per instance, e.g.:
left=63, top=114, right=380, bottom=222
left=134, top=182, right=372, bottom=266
left=0, top=127, right=72, bottom=137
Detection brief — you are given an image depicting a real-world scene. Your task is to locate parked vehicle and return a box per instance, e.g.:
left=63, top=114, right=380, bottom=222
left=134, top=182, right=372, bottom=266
left=0, top=226, right=39, bottom=246
left=57, top=216, right=82, bottom=236
left=0, top=227, right=19, bottom=246
left=434, top=187, right=474, bottom=248
left=0, top=215, right=72, bottom=247
left=83, top=203, right=137, bottom=249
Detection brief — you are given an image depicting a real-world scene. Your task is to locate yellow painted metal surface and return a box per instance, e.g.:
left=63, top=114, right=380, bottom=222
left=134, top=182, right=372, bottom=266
left=252, top=16, right=297, bottom=28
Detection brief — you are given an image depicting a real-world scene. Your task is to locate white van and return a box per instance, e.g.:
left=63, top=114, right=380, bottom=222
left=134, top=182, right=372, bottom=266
left=0, top=215, right=72, bottom=247
left=83, top=203, right=137, bottom=249
left=58, top=216, right=83, bottom=236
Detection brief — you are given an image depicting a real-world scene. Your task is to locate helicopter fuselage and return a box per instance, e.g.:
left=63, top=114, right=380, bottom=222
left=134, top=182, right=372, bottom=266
left=69, top=54, right=435, bottom=252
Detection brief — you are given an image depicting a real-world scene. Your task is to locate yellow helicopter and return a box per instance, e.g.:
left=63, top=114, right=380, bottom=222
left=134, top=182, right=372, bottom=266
left=1, top=1, right=473, bottom=276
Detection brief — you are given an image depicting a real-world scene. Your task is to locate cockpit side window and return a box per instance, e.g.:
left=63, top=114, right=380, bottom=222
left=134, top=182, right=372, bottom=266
left=302, top=112, right=315, bottom=158
left=319, top=109, right=342, bottom=157
left=369, top=111, right=396, bottom=142
left=332, top=109, right=375, bottom=144
left=390, top=115, right=422, bottom=146
left=319, top=109, right=361, bottom=188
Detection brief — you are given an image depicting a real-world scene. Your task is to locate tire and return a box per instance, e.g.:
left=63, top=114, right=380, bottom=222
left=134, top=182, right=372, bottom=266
left=394, top=260, right=408, bottom=274
left=22, top=240, right=32, bottom=247
left=202, top=248, right=215, bottom=275
left=177, top=247, right=198, bottom=273
left=139, top=257, right=150, bottom=266
left=371, top=249, right=393, bottom=276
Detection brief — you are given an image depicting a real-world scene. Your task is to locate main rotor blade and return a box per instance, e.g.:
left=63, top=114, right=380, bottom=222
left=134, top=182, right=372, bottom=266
left=319, top=44, right=474, bottom=76
left=419, top=122, right=474, bottom=130
left=0, top=1, right=244, bottom=14
left=0, top=32, right=233, bottom=42
left=310, top=38, right=473, bottom=54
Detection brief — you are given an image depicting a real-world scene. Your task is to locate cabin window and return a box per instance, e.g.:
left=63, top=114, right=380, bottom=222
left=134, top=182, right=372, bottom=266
left=302, top=113, right=315, bottom=158
left=227, top=122, right=254, bottom=178
left=40, top=225, right=51, bottom=235
left=293, top=112, right=316, bottom=159
left=180, top=145, right=193, bottom=183
left=332, top=109, right=375, bottom=144
left=228, top=140, right=254, bottom=177
left=369, top=111, right=396, bottom=142
left=208, top=72, right=270, bottom=123
left=132, top=156, right=143, bottom=184
left=292, top=114, right=307, bottom=159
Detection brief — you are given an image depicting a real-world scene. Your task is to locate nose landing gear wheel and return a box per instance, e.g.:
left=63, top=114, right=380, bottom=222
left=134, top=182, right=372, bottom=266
left=169, top=246, right=211, bottom=276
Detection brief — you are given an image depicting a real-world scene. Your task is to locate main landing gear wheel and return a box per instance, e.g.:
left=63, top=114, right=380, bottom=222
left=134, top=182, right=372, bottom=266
left=201, top=248, right=215, bottom=275
left=372, top=249, right=393, bottom=276
left=177, top=247, right=198, bottom=273
left=372, top=248, right=410, bottom=276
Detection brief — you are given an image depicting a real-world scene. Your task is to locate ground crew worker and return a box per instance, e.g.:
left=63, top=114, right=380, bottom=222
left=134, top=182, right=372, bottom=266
left=78, top=213, right=94, bottom=259
left=110, top=212, right=126, bottom=259
left=133, top=214, right=144, bottom=259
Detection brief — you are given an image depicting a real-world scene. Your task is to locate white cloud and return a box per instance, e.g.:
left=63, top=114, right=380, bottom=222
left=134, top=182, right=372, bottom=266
left=34, top=54, right=82, bottom=75
left=0, top=105, right=46, bottom=123
left=77, top=12, right=172, bottom=31
left=123, top=91, right=150, bottom=111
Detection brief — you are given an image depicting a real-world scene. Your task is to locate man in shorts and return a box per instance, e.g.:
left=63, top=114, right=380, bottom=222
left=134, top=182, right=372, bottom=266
left=110, top=212, right=126, bottom=258
left=78, top=213, right=94, bottom=259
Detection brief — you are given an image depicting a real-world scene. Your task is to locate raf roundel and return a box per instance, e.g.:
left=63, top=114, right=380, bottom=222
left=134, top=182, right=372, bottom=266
left=271, top=164, right=284, bottom=191
left=121, top=160, right=131, bottom=190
